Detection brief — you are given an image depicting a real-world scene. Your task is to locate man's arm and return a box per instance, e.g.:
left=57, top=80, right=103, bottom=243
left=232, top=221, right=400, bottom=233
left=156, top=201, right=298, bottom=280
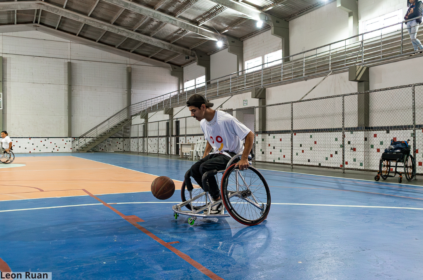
left=236, top=131, right=254, bottom=171
left=6, top=142, right=12, bottom=152
left=203, top=141, right=212, bottom=158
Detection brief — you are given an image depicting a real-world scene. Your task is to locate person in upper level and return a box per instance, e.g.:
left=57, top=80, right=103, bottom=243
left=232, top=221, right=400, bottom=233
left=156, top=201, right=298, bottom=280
left=405, top=0, right=423, bottom=54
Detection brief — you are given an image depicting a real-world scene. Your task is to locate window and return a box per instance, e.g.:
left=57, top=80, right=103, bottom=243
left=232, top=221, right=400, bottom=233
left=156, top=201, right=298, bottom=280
left=195, top=75, right=205, bottom=88
left=245, top=57, right=262, bottom=73
left=363, top=10, right=403, bottom=40
left=184, top=75, right=206, bottom=91
left=264, top=50, right=282, bottom=68
left=184, top=79, right=195, bottom=91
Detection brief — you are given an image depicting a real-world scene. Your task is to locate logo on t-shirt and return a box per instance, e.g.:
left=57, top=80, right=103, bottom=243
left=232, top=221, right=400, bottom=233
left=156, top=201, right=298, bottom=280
left=210, top=136, right=224, bottom=151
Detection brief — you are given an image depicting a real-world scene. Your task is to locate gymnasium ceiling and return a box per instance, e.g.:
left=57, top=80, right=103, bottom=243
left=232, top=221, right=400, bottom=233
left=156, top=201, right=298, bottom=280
left=0, top=0, right=332, bottom=67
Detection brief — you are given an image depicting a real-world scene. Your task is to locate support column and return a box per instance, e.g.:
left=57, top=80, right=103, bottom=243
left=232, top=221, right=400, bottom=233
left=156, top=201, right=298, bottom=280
left=194, top=50, right=211, bottom=82
left=67, top=61, right=72, bottom=137
left=170, top=65, right=183, bottom=95
left=127, top=66, right=132, bottom=118
left=140, top=111, right=148, bottom=153
left=349, top=66, right=370, bottom=127
left=337, top=0, right=358, bottom=38
left=263, top=16, right=289, bottom=60
left=164, top=108, right=173, bottom=155
left=227, top=36, right=244, bottom=73
left=251, top=87, right=266, bottom=132
left=349, top=65, right=370, bottom=169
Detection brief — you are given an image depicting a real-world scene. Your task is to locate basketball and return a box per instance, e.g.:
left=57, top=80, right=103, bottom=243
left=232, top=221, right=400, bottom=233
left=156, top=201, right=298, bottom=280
left=151, top=176, right=175, bottom=200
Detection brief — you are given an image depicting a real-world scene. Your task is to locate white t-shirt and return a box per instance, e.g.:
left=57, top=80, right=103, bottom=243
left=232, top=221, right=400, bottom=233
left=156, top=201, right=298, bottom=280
left=200, top=110, right=251, bottom=154
left=1, top=136, right=12, bottom=149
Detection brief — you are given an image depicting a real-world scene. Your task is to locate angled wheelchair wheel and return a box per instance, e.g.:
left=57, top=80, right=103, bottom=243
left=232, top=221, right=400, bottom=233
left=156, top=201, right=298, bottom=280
left=1, top=151, right=15, bottom=164
left=379, top=159, right=390, bottom=180
left=404, top=154, right=415, bottom=182
left=220, top=164, right=271, bottom=226
left=180, top=180, right=208, bottom=211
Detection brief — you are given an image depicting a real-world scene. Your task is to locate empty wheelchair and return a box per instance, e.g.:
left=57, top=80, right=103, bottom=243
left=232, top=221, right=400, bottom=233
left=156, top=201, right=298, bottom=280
left=1, top=149, right=15, bottom=164
left=172, top=152, right=271, bottom=226
left=374, top=139, right=415, bottom=183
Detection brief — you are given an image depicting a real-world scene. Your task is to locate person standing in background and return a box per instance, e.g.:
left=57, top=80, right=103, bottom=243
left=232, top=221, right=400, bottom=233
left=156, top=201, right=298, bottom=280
left=405, top=0, right=423, bottom=54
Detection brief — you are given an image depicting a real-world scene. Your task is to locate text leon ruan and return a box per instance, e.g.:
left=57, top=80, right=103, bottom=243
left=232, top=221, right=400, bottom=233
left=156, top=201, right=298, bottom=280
left=1, top=272, right=52, bottom=280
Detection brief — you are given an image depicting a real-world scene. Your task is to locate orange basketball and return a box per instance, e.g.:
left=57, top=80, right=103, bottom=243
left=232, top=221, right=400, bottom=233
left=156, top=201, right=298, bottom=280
left=151, top=176, right=175, bottom=200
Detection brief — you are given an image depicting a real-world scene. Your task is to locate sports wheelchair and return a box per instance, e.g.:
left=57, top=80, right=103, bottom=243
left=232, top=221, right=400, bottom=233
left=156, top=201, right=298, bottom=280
left=1, top=148, right=15, bottom=164
left=374, top=139, right=416, bottom=183
left=172, top=152, right=271, bottom=226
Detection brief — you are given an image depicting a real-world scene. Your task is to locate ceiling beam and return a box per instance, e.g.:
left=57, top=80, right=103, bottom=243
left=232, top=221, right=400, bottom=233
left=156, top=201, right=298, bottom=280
left=196, top=4, right=226, bottom=26
left=0, top=24, right=172, bottom=68
left=0, top=1, right=193, bottom=56
left=174, top=0, right=200, bottom=17
left=101, top=0, right=224, bottom=42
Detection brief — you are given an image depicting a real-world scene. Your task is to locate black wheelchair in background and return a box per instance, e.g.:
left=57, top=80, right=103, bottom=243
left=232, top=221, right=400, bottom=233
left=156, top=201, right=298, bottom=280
left=375, top=140, right=415, bottom=183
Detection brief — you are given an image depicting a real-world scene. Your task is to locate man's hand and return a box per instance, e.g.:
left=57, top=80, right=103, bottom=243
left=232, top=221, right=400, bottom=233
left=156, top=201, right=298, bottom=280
left=236, top=158, right=249, bottom=171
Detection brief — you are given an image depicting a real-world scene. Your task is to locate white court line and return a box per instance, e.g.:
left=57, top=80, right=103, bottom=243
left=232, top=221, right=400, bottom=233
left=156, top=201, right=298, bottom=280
left=257, top=167, right=423, bottom=188
left=0, top=168, right=114, bottom=173
left=2, top=202, right=423, bottom=213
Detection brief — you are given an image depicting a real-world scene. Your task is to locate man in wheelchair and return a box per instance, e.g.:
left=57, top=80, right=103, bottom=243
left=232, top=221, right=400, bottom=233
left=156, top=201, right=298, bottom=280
left=185, top=94, right=255, bottom=214
left=1, top=131, right=12, bottom=154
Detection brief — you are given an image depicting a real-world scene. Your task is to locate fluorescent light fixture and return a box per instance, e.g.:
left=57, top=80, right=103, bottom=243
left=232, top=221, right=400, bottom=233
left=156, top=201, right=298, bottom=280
left=256, top=20, right=264, bottom=28
left=216, top=40, right=223, bottom=48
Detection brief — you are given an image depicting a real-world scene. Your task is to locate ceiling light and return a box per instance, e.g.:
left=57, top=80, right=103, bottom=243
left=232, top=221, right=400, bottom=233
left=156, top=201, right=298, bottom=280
left=256, top=20, right=264, bottom=28
left=216, top=40, right=223, bottom=48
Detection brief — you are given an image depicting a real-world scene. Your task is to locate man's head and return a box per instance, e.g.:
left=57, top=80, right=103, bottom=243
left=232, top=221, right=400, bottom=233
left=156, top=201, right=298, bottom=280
left=408, top=0, right=415, bottom=5
left=1, top=131, right=8, bottom=138
left=186, top=94, right=214, bottom=122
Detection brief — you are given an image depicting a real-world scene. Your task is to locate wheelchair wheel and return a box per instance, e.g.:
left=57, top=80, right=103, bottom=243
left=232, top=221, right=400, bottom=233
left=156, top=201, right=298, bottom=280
left=1, top=151, right=15, bottom=164
left=404, top=154, right=415, bottom=181
left=220, top=164, right=271, bottom=226
left=379, top=160, right=390, bottom=180
left=180, top=180, right=207, bottom=211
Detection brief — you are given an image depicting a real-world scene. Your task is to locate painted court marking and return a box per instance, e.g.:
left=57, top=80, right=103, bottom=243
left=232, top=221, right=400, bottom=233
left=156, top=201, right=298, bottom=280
left=2, top=202, right=423, bottom=213
left=82, top=189, right=223, bottom=280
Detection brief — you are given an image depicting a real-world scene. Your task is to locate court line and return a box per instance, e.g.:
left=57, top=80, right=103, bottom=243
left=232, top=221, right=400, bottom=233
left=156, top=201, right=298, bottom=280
left=0, top=258, right=11, bottom=272
left=3, top=201, right=423, bottom=213
left=257, top=166, right=423, bottom=188
left=82, top=189, right=223, bottom=280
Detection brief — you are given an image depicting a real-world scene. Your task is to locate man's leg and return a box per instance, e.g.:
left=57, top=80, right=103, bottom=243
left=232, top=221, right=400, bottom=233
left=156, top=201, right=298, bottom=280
left=186, top=155, right=213, bottom=190
left=199, top=154, right=230, bottom=200
left=407, top=24, right=418, bottom=51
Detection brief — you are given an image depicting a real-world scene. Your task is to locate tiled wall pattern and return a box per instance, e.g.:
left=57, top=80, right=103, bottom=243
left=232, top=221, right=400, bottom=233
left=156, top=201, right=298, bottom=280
left=10, top=138, right=73, bottom=153
left=256, top=129, right=420, bottom=172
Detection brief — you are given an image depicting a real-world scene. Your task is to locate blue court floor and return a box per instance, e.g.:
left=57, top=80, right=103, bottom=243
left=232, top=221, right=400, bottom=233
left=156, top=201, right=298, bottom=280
left=1, top=153, right=423, bottom=279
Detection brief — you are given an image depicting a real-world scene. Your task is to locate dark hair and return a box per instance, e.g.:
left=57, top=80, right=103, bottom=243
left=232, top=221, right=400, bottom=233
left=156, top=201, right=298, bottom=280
left=1, top=131, right=7, bottom=135
left=408, top=0, right=416, bottom=6
left=186, top=94, right=214, bottom=109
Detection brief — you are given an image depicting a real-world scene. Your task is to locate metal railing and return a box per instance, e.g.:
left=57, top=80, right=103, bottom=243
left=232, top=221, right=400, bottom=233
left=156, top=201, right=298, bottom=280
left=76, top=16, right=423, bottom=150
left=123, top=82, right=423, bottom=176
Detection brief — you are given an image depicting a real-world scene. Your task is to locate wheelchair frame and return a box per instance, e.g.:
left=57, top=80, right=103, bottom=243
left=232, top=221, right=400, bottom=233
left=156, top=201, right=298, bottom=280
left=172, top=152, right=270, bottom=226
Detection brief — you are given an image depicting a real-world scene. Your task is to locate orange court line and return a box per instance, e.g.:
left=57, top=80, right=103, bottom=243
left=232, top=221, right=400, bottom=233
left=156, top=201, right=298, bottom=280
left=0, top=156, right=183, bottom=201
left=0, top=258, right=11, bottom=272
left=83, top=189, right=223, bottom=280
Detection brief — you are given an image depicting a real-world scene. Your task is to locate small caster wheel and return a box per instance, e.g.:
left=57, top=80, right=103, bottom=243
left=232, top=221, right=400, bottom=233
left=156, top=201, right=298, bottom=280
left=374, top=175, right=380, bottom=181
left=174, top=213, right=179, bottom=220
left=188, top=217, right=196, bottom=226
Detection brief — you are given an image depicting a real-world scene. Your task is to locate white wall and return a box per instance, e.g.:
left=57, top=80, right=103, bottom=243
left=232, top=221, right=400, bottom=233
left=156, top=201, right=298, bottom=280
left=211, top=49, right=237, bottom=80
left=359, top=0, right=407, bottom=33
left=1, top=30, right=176, bottom=137
left=183, top=63, right=205, bottom=82
left=243, top=30, right=282, bottom=62
left=289, top=1, right=349, bottom=55
left=370, top=56, right=423, bottom=89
